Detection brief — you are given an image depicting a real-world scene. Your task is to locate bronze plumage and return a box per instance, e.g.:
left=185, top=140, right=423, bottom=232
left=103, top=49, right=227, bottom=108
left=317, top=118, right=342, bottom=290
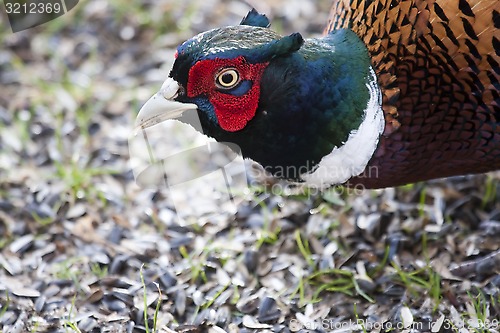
left=326, top=0, right=500, bottom=187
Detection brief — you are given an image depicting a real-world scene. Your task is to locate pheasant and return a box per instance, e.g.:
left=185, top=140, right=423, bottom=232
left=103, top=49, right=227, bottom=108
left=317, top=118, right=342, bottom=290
left=136, top=0, right=500, bottom=189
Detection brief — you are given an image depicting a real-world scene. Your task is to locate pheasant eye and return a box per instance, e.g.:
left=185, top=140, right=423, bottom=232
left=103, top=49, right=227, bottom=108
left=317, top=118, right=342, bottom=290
left=216, top=68, right=239, bottom=88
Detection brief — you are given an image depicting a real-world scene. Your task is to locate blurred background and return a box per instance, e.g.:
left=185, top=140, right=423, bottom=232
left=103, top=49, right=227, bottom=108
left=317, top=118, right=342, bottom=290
left=1, top=0, right=499, bottom=332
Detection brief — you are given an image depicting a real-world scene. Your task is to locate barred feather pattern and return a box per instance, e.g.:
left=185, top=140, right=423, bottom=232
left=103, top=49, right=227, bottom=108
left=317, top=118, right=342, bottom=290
left=325, top=0, right=500, bottom=188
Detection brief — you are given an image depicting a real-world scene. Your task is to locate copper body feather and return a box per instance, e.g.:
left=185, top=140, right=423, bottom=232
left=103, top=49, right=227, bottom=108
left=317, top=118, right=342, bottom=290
left=326, top=0, right=500, bottom=188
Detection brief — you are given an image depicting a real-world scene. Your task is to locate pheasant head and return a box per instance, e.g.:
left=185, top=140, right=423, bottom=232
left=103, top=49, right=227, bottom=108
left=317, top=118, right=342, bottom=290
left=136, top=9, right=384, bottom=188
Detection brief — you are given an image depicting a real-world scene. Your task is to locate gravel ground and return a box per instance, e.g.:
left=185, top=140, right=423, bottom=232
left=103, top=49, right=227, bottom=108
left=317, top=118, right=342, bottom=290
left=1, top=0, right=499, bottom=332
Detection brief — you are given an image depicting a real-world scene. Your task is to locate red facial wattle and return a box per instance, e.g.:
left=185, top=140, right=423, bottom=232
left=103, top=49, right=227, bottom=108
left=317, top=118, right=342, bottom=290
left=186, top=56, right=269, bottom=132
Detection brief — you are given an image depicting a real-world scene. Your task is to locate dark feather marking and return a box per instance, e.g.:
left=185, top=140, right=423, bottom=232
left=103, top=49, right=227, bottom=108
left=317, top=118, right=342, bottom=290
left=434, top=2, right=449, bottom=22
left=459, top=0, right=475, bottom=17
left=461, top=17, right=478, bottom=41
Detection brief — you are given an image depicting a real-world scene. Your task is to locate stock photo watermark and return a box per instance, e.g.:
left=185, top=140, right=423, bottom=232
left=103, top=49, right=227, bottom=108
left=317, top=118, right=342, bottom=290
left=3, top=0, right=79, bottom=32
left=129, top=109, right=249, bottom=224
left=129, top=105, right=379, bottom=223
left=289, top=317, right=500, bottom=332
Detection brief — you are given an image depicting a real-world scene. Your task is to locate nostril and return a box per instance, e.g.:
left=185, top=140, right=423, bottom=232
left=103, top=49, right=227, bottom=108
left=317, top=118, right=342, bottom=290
left=178, top=85, right=186, bottom=97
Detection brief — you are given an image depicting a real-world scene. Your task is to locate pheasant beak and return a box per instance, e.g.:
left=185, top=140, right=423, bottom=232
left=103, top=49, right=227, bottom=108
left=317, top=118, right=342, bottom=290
left=135, top=78, right=197, bottom=129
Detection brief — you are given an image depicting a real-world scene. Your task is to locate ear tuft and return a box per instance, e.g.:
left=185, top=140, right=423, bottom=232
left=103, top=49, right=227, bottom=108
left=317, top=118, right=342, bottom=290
left=282, top=33, right=304, bottom=54
left=240, top=8, right=270, bottom=28
left=242, top=32, right=304, bottom=63
left=262, top=32, right=304, bottom=60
